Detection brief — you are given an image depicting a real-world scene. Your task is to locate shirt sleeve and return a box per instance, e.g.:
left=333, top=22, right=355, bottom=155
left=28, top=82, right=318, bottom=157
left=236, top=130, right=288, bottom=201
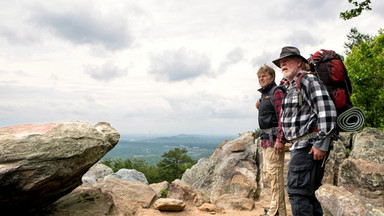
left=304, top=76, right=337, bottom=151
left=273, top=88, right=285, bottom=144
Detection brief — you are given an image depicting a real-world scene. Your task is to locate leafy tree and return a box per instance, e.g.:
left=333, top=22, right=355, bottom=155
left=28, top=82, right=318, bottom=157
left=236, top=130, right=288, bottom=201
left=157, top=148, right=196, bottom=183
left=101, top=158, right=113, bottom=168
left=130, top=158, right=162, bottom=183
left=344, top=27, right=371, bottom=53
left=340, top=0, right=372, bottom=20
left=102, top=157, right=132, bottom=172
left=344, top=29, right=384, bottom=129
left=101, top=148, right=197, bottom=183
left=253, top=128, right=261, bottom=139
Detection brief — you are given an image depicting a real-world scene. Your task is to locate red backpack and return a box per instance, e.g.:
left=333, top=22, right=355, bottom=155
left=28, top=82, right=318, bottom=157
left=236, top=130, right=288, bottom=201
left=297, top=49, right=353, bottom=115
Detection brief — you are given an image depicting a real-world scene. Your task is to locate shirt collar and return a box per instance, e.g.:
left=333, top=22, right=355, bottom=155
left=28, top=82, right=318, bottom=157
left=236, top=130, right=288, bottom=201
left=258, top=82, right=277, bottom=93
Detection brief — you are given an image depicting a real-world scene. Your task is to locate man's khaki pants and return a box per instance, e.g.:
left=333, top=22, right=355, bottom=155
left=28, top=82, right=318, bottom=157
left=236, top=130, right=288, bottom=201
left=263, top=146, right=286, bottom=216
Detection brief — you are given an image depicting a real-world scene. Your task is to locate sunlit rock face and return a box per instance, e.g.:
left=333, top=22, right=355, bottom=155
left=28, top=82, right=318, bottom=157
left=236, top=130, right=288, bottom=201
left=0, top=121, right=120, bottom=214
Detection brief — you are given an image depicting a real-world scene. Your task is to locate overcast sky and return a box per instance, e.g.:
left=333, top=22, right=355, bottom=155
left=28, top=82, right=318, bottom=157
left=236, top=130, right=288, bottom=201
left=1, top=0, right=383, bottom=136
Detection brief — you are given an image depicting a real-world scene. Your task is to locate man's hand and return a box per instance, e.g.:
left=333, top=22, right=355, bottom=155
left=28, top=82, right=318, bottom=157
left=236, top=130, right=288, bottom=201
left=308, top=146, right=327, bottom=160
left=255, top=100, right=260, bottom=109
left=274, top=141, right=284, bottom=154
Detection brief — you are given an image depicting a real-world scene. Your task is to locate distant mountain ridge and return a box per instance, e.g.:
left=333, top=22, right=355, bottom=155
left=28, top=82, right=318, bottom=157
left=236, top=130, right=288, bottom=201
left=104, top=134, right=237, bottom=164
left=140, top=134, right=233, bottom=143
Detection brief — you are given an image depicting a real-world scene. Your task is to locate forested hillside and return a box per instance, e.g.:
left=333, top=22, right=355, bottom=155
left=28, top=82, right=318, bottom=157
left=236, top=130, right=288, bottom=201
left=104, top=134, right=237, bottom=164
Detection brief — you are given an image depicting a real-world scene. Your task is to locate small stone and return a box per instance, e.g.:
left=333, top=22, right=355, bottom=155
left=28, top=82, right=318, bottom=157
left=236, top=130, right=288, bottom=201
left=153, top=198, right=186, bottom=211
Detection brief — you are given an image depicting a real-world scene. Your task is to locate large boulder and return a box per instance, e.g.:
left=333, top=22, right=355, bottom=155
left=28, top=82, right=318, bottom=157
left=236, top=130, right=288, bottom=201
left=339, top=128, right=384, bottom=206
left=213, top=194, right=255, bottom=211
left=0, top=122, right=119, bottom=214
left=82, top=163, right=114, bottom=186
left=181, top=132, right=258, bottom=203
left=45, top=177, right=158, bottom=216
left=322, top=132, right=351, bottom=185
left=168, top=179, right=209, bottom=206
left=316, top=184, right=384, bottom=215
left=42, top=186, right=117, bottom=216
left=317, top=127, right=384, bottom=213
left=150, top=181, right=170, bottom=198
left=96, top=178, right=157, bottom=212
left=105, top=168, right=149, bottom=184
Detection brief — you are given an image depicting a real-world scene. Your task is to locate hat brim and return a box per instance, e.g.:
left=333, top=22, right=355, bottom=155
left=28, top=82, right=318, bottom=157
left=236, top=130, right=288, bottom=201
left=272, top=55, right=308, bottom=68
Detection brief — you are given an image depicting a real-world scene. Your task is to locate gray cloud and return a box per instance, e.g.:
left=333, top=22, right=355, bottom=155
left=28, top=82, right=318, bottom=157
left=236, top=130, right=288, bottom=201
left=218, top=47, right=245, bottom=73
left=0, top=25, right=40, bottom=45
left=273, top=1, right=344, bottom=24
left=31, top=6, right=134, bottom=51
left=252, top=50, right=277, bottom=69
left=373, top=1, right=384, bottom=18
left=164, top=91, right=254, bottom=121
left=149, top=48, right=211, bottom=82
left=225, top=47, right=244, bottom=63
left=284, top=30, right=324, bottom=48
left=84, top=61, right=128, bottom=82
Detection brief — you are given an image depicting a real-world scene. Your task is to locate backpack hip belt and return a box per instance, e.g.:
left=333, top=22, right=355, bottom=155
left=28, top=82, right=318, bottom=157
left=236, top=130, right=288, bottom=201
left=260, top=127, right=278, bottom=147
left=289, top=132, right=317, bottom=144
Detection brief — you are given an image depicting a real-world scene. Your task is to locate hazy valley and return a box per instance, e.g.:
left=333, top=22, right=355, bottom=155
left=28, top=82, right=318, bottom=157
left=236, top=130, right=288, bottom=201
left=104, top=134, right=238, bottom=164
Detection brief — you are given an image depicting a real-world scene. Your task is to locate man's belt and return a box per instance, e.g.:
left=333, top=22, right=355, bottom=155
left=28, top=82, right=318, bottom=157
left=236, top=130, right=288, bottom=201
left=290, top=132, right=317, bottom=143
left=260, top=127, right=278, bottom=147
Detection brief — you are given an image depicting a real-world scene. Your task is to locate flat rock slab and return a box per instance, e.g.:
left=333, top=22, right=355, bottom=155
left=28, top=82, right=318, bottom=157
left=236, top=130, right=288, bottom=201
left=0, top=121, right=120, bottom=214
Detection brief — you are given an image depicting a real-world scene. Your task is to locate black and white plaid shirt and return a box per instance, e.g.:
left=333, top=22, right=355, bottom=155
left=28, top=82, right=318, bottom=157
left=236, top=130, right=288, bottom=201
left=280, top=71, right=337, bottom=151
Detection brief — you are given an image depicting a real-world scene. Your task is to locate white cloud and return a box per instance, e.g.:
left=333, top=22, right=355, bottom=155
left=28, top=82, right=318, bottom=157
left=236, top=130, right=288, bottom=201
left=84, top=61, right=128, bottom=82
left=30, top=4, right=134, bottom=51
left=149, top=47, right=212, bottom=82
left=218, top=47, right=245, bottom=74
left=284, top=30, right=324, bottom=48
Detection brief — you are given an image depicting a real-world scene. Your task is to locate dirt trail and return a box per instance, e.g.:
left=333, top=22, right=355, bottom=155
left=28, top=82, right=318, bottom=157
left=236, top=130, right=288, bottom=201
left=136, top=192, right=293, bottom=216
left=137, top=152, right=293, bottom=216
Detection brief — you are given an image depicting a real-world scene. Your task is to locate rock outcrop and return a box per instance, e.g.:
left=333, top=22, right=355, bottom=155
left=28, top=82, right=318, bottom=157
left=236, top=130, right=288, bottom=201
left=0, top=122, right=119, bottom=214
left=168, top=179, right=209, bottom=206
left=322, top=131, right=351, bottom=185
left=340, top=128, right=384, bottom=202
left=82, top=163, right=114, bottom=185
left=42, top=186, right=116, bottom=216
left=181, top=132, right=258, bottom=209
left=97, top=178, right=156, bottom=211
left=150, top=181, right=170, bottom=198
left=316, top=184, right=383, bottom=216
left=105, top=168, right=149, bottom=184
left=318, top=127, right=384, bottom=215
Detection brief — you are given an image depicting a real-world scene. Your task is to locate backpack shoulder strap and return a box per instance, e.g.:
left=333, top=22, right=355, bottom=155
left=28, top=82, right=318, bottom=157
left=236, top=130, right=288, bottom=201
left=295, top=72, right=307, bottom=91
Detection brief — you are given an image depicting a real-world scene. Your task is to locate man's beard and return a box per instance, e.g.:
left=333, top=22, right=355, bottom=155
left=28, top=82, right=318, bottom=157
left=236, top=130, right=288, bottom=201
left=283, top=65, right=300, bottom=81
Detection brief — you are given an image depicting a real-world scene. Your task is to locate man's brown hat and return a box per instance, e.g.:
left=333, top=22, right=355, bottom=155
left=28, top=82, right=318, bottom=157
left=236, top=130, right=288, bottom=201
left=272, top=46, right=308, bottom=68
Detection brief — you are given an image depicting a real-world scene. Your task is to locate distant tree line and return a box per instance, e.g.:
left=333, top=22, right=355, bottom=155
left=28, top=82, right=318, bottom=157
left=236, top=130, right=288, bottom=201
left=101, top=148, right=196, bottom=184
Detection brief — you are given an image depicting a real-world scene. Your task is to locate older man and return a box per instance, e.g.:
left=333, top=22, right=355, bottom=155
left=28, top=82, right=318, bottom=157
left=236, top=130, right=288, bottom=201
left=273, top=46, right=337, bottom=216
left=256, top=64, right=286, bottom=216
